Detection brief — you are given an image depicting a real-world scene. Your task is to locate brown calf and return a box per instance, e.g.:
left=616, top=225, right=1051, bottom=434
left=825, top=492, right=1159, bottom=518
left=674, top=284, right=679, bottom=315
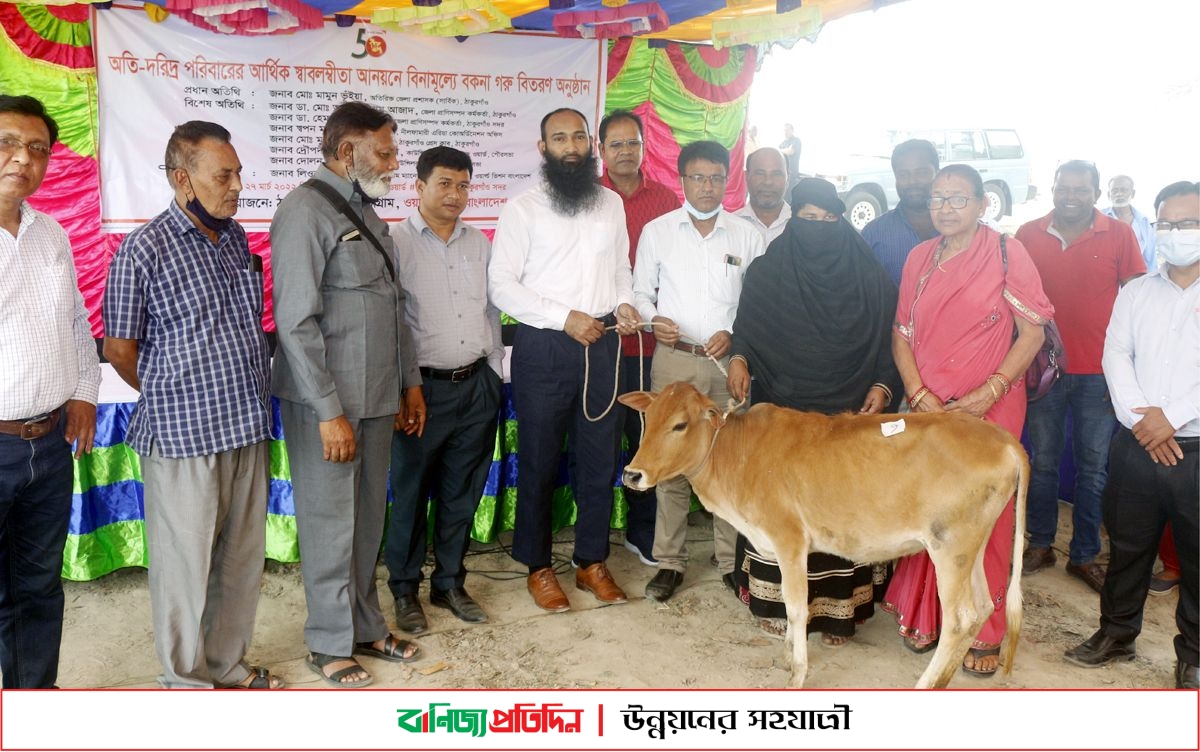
left=619, top=382, right=1028, bottom=689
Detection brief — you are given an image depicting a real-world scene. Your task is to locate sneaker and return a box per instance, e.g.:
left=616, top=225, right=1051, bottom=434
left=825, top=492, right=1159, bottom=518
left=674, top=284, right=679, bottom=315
left=623, top=539, right=658, bottom=567
left=1149, top=571, right=1180, bottom=597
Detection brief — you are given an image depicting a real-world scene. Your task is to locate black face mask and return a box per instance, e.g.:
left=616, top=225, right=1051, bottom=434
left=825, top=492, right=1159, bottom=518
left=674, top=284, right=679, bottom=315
left=181, top=172, right=234, bottom=234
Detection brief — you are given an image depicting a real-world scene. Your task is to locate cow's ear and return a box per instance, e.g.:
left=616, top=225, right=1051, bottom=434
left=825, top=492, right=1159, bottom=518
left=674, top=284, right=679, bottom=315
left=704, top=406, right=722, bottom=429
left=618, top=391, right=656, bottom=413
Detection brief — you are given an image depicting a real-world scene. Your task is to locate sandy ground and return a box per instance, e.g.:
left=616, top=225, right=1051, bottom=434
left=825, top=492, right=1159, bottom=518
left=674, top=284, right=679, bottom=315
left=57, top=502, right=1183, bottom=691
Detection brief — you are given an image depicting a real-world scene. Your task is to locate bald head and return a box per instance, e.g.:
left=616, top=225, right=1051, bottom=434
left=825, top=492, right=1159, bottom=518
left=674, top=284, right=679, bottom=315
left=745, top=147, right=787, bottom=213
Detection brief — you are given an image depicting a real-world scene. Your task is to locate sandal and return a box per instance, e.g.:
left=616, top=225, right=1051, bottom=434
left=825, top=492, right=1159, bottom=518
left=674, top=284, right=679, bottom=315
left=903, top=636, right=938, bottom=655
left=219, top=665, right=285, bottom=689
left=354, top=634, right=421, bottom=663
left=306, top=652, right=373, bottom=688
left=821, top=633, right=850, bottom=648
left=962, top=646, right=1001, bottom=677
left=757, top=618, right=787, bottom=641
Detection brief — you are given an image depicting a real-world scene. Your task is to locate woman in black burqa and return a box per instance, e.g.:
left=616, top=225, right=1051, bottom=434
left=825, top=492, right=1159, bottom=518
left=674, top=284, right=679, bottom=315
left=726, top=178, right=902, bottom=645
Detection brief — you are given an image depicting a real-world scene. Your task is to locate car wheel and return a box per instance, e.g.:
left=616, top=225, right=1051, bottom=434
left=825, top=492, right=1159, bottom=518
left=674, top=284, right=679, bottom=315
left=983, top=181, right=1010, bottom=221
left=843, top=190, right=881, bottom=231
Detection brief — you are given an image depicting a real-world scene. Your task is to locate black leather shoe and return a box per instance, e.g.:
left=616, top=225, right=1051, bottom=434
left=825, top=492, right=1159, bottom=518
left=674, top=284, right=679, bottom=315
left=644, top=569, right=684, bottom=602
left=393, top=594, right=428, bottom=634
left=1176, top=660, right=1199, bottom=689
left=1063, top=630, right=1135, bottom=668
left=430, top=587, right=488, bottom=624
left=721, top=572, right=738, bottom=594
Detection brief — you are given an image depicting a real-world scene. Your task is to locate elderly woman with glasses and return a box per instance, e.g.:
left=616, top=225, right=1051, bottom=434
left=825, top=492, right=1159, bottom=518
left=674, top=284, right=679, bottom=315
left=726, top=178, right=902, bottom=647
left=881, top=164, right=1054, bottom=677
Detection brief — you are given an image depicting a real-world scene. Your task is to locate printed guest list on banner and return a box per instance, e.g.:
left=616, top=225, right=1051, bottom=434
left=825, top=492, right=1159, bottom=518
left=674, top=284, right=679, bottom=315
left=94, top=5, right=605, bottom=231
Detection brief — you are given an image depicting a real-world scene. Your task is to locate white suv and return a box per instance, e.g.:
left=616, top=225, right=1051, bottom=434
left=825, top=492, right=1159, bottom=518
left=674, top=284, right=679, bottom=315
left=811, top=129, right=1037, bottom=231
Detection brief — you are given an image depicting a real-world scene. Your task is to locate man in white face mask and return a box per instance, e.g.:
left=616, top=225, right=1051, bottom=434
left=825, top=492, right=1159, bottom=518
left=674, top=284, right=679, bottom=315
left=631, top=140, right=764, bottom=602
left=1103, top=175, right=1157, bottom=270
left=1064, top=180, right=1199, bottom=689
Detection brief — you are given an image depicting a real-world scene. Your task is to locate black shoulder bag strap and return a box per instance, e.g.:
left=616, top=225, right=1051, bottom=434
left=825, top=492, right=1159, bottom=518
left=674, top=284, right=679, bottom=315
left=302, top=178, right=395, bottom=281
left=1000, top=232, right=1008, bottom=275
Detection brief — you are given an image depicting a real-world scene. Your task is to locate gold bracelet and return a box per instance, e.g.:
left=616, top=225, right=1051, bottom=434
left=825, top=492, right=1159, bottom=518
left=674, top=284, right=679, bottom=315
left=986, top=379, right=1000, bottom=401
left=989, top=372, right=1012, bottom=395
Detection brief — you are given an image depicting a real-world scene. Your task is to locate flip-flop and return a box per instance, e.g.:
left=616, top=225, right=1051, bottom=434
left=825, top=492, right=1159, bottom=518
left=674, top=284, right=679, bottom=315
left=354, top=634, right=421, bottom=663
left=962, top=646, right=1001, bottom=677
left=219, top=666, right=285, bottom=689
left=306, top=653, right=373, bottom=688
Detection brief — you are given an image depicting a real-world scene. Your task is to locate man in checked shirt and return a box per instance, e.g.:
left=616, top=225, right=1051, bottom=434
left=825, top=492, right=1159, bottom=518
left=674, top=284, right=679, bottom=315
left=0, top=94, right=100, bottom=688
left=103, top=121, right=281, bottom=689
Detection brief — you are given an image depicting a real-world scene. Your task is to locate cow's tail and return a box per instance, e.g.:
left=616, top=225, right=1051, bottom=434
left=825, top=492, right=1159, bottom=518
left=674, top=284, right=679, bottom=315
left=1001, top=443, right=1030, bottom=676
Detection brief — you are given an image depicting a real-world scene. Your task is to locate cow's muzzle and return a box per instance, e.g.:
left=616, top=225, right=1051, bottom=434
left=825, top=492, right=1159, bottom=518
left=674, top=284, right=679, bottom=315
left=623, top=468, right=650, bottom=491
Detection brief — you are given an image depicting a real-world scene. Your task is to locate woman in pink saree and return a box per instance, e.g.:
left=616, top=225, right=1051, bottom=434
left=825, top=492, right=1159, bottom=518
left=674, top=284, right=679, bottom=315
left=882, top=164, right=1054, bottom=677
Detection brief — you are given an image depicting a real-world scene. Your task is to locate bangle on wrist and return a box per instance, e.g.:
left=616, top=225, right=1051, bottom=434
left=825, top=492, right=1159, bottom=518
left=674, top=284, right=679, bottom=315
left=871, top=383, right=893, bottom=402
left=986, top=379, right=1000, bottom=401
left=908, top=387, right=931, bottom=410
left=989, top=372, right=1012, bottom=395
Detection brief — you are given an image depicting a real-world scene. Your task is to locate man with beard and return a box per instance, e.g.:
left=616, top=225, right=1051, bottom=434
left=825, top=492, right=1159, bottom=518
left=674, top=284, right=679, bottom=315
left=1104, top=175, right=1157, bottom=270
left=597, top=109, right=680, bottom=568
left=104, top=121, right=281, bottom=689
left=736, top=147, right=790, bottom=246
left=633, top=140, right=763, bottom=602
left=862, top=139, right=940, bottom=286
left=272, top=101, right=424, bottom=687
left=489, top=108, right=640, bottom=612
left=1016, top=160, right=1145, bottom=595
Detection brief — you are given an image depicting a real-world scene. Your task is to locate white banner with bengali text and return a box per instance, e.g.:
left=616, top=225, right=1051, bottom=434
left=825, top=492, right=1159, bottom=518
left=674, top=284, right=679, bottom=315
left=94, top=5, right=605, bottom=231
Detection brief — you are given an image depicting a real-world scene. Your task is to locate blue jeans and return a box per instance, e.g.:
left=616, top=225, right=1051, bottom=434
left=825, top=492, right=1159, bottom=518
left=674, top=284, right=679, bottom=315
left=0, top=422, right=73, bottom=688
left=1025, top=373, right=1116, bottom=564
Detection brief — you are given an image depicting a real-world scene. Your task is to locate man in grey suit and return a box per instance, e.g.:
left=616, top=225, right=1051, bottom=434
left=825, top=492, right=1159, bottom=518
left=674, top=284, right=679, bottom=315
left=271, top=101, right=424, bottom=688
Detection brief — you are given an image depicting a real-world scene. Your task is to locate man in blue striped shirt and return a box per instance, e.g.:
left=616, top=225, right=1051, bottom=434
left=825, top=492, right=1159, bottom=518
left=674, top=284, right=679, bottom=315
left=103, top=121, right=280, bottom=689
left=861, top=139, right=940, bottom=286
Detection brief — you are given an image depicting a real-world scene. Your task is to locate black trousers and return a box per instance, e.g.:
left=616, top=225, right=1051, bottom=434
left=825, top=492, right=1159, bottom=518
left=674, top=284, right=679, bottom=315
left=620, top=353, right=656, bottom=552
left=386, top=366, right=502, bottom=596
left=509, top=323, right=623, bottom=568
left=1100, top=428, right=1198, bottom=665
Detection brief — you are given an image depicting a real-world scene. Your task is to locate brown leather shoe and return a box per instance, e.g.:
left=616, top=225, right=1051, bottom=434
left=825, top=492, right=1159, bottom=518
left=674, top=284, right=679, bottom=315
left=527, top=568, right=570, bottom=613
left=575, top=562, right=628, bottom=604
left=1066, top=561, right=1106, bottom=594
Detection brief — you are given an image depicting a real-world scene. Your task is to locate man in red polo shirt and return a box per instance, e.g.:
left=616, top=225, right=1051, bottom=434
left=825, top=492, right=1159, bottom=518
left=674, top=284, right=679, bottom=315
left=597, top=109, right=680, bottom=567
left=1016, top=160, right=1146, bottom=593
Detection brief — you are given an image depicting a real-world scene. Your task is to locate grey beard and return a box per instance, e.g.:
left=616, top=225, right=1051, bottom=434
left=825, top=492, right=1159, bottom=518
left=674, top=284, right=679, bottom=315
left=542, top=154, right=602, bottom=216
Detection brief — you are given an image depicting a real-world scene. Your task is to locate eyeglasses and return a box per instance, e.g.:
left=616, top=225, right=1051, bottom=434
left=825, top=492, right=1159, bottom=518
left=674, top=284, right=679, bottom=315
left=683, top=174, right=727, bottom=187
left=0, top=136, right=52, bottom=160
left=606, top=139, right=643, bottom=151
left=1153, top=219, right=1200, bottom=231
left=927, top=195, right=973, bottom=210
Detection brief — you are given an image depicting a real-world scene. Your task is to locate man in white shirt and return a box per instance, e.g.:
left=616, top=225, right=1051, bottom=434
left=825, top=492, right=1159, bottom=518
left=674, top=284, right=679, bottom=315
left=489, top=108, right=640, bottom=613
left=0, top=95, right=100, bottom=687
left=632, top=140, right=765, bottom=601
left=735, top=147, right=789, bottom=247
left=1064, top=180, right=1199, bottom=689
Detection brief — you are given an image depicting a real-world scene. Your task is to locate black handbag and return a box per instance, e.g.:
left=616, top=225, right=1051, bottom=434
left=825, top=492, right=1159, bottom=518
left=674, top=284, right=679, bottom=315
left=1001, top=234, right=1064, bottom=401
